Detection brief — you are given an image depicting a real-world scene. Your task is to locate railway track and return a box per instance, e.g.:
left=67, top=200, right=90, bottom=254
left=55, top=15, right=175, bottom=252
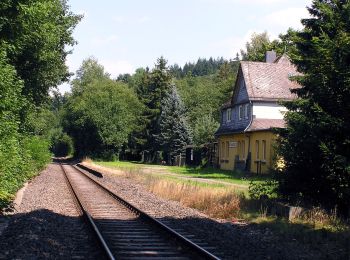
left=60, top=163, right=220, bottom=260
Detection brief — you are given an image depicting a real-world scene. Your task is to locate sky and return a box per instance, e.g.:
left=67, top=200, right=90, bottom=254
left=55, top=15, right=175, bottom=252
left=59, top=0, right=312, bottom=93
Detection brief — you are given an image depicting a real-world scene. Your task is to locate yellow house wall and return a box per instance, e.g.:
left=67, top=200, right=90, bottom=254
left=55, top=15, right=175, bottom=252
left=218, top=131, right=276, bottom=173
left=249, top=131, right=276, bottom=174
left=217, top=133, right=249, bottom=171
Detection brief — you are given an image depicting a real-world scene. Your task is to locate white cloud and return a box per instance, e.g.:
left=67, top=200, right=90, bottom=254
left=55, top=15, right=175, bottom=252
left=76, top=9, right=88, bottom=18
left=91, top=35, right=119, bottom=46
left=112, top=15, right=125, bottom=23
left=198, top=0, right=288, bottom=5
left=213, top=30, right=277, bottom=57
left=138, top=16, right=151, bottom=24
left=112, top=15, right=151, bottom=24
left=235, top=0, right=287, bottom=4
left=264, top=7, right=310, bottom=29
left=100, top=60, right=134, bottom=78
left=76, top=10, right=88, bottom=25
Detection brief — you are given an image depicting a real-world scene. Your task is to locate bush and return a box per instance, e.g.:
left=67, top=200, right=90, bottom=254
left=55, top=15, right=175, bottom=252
left=23, top=136, right=52, bottom=170
left=0, top=135, right=51, bottom=209
left=248, top=179, right=278, bottom=200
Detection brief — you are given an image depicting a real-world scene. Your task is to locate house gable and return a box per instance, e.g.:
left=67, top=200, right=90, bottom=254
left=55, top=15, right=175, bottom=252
left=231, top=67, right=249, bottom=105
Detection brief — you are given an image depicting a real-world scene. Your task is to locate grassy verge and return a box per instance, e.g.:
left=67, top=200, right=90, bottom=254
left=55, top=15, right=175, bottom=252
left=93, top=160, right=271, bottom=186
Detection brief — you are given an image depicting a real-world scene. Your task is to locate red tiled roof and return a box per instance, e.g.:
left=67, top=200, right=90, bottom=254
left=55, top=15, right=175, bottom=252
left=246, top=119, right=285, bottom=132
left=240, top=55, right=300, bottom=101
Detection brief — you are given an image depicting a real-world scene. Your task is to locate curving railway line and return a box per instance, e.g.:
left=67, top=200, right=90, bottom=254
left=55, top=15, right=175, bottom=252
left=60, top=163, right=221, bottom=260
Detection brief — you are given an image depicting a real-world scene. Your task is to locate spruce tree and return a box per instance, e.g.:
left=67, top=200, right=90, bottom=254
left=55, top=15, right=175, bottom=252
left=156, top=85, right=192, bottom=164
left=277, top=0, right=350, bottom=214
left=145, top=57, right=172, bottom=161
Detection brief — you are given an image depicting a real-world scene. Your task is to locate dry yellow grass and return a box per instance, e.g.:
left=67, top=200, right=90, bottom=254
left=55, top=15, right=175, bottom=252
left=82, top=160, right=243, bottom=219
left=140, top=175, right=243, bottom=219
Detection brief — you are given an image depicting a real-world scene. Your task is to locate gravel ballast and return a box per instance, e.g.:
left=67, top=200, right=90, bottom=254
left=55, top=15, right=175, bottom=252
left=0, top=163, right=105, bottom=259
left=0, top=162, right=347, bottom=259
left=79, top=162, right=346, bottom=260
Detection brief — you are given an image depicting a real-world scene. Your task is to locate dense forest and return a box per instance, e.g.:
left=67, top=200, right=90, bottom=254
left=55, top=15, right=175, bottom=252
left=60, top=56, right=239, bottom=163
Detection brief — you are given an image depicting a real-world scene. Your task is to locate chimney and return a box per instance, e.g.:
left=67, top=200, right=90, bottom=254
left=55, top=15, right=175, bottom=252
left=265, top=50, right=276, bottom=63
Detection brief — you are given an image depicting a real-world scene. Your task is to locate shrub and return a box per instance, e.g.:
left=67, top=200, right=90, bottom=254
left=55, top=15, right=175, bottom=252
left=248, top=179, right=278, bottom=200
left=23, top=136, right=52, bottom=170
left=0, top=135, right=51, bottom=209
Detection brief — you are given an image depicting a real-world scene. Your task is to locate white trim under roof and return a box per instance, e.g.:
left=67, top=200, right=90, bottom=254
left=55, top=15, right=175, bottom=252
left=252, top=102, right=287, bottom=119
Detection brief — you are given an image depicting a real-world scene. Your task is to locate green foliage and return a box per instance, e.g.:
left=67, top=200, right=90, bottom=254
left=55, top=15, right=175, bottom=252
left=0, top=0, right=79, bottom=209
left=193, top=113, right=219, bottom=146
left=63, top=58, right=143, bottom=158
left=248, top=180, right=278, bottom=200
left=0, top=0, right=81, bottom=105
left=0, top=134, right=51, bottom=208
left=51, top=132, right=74, bottom=157
left=129, top=57, right=173, bottom=161
left=168, top=57, right=234, bottom=78
left=276, top=0, right=350, bottom=214
left=176, top=73, right=235, bottom=145
left=240, top=30, right=296, bottom=62
left=71, top=57, right=110, bottom=95
left=156, top=85, right=192, bottom=162
left=22, top=136, right=52, bottom=170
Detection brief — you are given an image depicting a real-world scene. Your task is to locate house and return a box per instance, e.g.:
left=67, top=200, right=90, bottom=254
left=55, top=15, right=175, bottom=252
left=215, top=51, right=299, bottom=173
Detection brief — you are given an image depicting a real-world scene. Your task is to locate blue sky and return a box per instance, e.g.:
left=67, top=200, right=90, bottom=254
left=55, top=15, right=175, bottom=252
left=59, top=0, right=312, bottom=93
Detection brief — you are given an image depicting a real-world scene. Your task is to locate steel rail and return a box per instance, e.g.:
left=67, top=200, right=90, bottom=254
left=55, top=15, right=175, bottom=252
left=60, top=164, right=116, bottom=260
left=75, top=163, right=221, bottom=260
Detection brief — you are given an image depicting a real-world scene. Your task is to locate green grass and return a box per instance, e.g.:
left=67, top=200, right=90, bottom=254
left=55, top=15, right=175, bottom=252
left=165, top=165, right=271, bottom=185
left=95, top=160, right=143, bottom=170
left=92, top=160, right=272, bottom=187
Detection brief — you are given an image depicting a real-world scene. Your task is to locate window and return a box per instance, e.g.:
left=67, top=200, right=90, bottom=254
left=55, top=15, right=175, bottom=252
left=256, top=140, right=260, bottom=160
left=245, top=104, right=249, bottom=119
left=262, top=140, right=266, bottom=161
left=237, top=141, right=241, bottom=159
left=226, top=141, right=230, bottom=158
left=241, top=140, right=245, bottom=159
left=226, top=108, right=232, bottom=122
left=221, top=142, right=225, bottom=159
left=239, top=105, right=243, bottom=120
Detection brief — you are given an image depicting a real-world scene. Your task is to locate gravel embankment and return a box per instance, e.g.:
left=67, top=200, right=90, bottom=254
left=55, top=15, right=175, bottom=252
left=80, top=163, right=343, bottom=260
left=0, top=163, right=105, bottom=259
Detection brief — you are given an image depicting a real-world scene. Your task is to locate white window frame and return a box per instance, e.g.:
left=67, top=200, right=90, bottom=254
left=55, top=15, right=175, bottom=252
left=226, top=108, right=232, bottom=122
left=245, top=104, right=249, bottom=119
left=239, top=105, right=242, bottom=120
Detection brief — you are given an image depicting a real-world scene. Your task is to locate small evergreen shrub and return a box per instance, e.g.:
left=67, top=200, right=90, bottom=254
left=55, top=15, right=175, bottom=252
left=248, top=179, right=278, bottom=200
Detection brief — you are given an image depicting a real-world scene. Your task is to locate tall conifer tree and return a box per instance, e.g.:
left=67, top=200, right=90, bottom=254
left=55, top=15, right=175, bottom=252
left=156, top=85, right=192, bottom=164
left=277, top=0, right=350, bottom=213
